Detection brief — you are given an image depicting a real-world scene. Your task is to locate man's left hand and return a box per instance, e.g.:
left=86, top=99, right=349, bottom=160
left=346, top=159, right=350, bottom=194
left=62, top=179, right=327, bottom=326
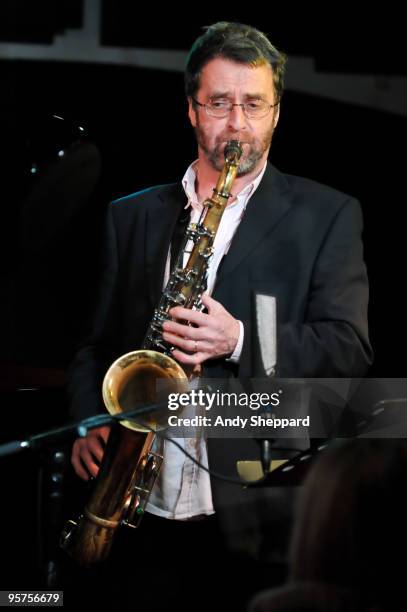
left=162, top=293, right=240, bottom=365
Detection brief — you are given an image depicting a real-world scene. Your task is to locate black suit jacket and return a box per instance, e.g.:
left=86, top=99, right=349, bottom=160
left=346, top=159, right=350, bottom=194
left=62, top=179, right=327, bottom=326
left=68, top=163, right=373, bottom=558
left=69, top=162, right=372, bottom=420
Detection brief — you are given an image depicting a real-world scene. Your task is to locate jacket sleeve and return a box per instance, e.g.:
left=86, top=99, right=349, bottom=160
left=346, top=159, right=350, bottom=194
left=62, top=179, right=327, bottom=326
left=67, top=203, right=121, bottom=422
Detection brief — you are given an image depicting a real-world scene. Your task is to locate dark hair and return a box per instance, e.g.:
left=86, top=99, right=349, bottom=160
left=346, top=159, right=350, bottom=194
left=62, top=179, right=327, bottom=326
left=185, top=22, right=286, bottom=102
left=290, top=439, right=407, bottom=610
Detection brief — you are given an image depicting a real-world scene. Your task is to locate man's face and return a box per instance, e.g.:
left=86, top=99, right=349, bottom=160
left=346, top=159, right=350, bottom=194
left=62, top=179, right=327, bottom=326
left=188, top=57, right=280, bottom=176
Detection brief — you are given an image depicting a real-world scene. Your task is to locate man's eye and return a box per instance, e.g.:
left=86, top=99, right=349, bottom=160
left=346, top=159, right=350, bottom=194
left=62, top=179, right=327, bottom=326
left=246, top=100, right=262, bottom=109
left=210, top=100, right=229, bottom=109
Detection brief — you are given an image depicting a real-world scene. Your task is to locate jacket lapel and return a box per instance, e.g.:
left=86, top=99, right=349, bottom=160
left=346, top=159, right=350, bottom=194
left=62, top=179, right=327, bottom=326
left=215, top=163, right=292, bottom=287
left=145, top=183, right=186, bottom=307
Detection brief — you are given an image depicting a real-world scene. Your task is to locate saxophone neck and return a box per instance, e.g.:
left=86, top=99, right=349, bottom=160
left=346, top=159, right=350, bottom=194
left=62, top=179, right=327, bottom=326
left=210, top=140, right=243, bottom=207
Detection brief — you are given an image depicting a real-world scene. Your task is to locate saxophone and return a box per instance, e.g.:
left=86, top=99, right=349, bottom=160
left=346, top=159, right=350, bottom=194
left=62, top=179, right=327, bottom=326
left=60, top=140, right=243, bottom=566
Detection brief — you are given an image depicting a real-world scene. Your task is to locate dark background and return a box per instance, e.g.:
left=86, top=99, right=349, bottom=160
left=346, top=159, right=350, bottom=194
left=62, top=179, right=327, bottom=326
left=0, top=0, right=405, bottom=590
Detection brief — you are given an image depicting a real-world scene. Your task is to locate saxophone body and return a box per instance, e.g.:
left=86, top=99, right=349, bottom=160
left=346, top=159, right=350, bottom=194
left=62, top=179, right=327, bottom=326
left=60, top=141, right=243, bottom=566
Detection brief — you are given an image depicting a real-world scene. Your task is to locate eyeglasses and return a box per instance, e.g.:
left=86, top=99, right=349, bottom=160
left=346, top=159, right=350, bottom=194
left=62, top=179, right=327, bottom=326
left=193, top=97, right=279, bottom=119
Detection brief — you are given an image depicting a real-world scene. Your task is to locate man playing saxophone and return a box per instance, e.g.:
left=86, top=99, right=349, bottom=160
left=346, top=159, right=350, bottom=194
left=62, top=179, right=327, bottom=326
left=68, top=21, right=372, bottom=611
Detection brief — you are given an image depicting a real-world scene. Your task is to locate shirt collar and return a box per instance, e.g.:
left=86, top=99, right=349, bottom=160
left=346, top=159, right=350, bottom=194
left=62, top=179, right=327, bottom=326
left=181, top=159, right=267, bottom=213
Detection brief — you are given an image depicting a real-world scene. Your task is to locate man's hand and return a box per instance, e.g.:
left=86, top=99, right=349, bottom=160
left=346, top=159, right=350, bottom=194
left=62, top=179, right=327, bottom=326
left=162, top=293, right=240, bottom=366
left=71, top=426, right=110, bottom=481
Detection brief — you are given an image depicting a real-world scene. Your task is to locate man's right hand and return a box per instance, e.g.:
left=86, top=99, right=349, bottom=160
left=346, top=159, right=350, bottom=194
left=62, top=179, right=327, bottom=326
left=71, top=426, right=111, bottom=481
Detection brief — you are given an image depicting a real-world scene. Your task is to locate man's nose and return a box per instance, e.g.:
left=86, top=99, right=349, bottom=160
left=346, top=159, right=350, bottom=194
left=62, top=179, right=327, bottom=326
left=227, top=104, right=247, bottom=132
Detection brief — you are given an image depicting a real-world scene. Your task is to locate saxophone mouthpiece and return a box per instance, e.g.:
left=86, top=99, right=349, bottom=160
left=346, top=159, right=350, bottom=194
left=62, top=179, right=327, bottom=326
left=224, top=140, right=243, bottom=162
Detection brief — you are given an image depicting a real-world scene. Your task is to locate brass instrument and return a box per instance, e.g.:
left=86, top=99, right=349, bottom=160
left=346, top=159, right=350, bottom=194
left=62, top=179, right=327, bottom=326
left=60, top=140, right=243, bottom=566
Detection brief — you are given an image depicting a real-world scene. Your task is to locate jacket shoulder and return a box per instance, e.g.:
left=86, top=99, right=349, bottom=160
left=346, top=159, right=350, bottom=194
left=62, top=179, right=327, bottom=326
left=282, top=171, right=357, bottom=208
left=109, top=182, right=181, bottom=218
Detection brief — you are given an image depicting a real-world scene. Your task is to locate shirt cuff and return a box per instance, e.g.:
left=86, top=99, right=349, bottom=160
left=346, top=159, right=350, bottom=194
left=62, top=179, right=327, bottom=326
left=226, top=320, right=244, bottom=364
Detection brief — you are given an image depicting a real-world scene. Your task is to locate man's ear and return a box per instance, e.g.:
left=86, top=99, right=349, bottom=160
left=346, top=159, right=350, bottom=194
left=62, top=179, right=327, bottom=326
left=188, top=97, right=197, bottom=128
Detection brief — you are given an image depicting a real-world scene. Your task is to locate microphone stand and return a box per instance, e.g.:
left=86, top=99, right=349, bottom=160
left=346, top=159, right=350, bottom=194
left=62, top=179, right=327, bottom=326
left=0, top=400, right=168, bottom=458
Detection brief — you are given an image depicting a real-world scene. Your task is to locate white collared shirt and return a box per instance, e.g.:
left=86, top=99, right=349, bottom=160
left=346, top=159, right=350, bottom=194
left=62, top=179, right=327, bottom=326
left=146, top=160, right=267, bottom=520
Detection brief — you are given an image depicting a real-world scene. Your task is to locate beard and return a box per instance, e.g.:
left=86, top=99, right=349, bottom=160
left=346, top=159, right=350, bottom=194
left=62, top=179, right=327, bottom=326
left=194, top=118, right=275, bottom=176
